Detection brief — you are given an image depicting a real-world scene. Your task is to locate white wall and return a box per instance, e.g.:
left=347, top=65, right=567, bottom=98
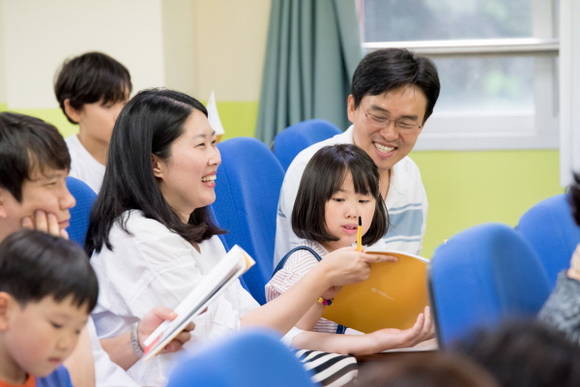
left=1, top=0, right=165, bottom=108
left=0, top=0, right=6, bottom=104
left=161, top=0, right=197, bottom=97
left=0, top=0, right=270, bottom=109
left=191, top=0, right=270, bottom=101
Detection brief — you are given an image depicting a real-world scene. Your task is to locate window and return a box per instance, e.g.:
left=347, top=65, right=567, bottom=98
left=357, top=0, right=559, bottom=150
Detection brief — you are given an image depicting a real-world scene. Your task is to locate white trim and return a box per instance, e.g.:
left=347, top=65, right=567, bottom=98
left=415, top=111, right=558, bottom=151
left=559, top=0, right=580, bottom=185
left=360, top=0, right=560, bottom=152
left=363, top=38, right=559, bottom=56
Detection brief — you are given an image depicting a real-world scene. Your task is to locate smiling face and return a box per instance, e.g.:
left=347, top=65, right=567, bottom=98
left=153, top=110, right=221, bottom=222
left=0, top=166, right=76, bottom=241
left=348, top=85, right=427, bottom=176
left=0, top=294, right=88, bottom=381
left=322, top=172, right=376, bottom=252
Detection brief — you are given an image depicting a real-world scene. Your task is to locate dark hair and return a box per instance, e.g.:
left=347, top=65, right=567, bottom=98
left=0, top=112, right=70, bottom=201
left=54, top=52, right=132, bottom=124
left=0, top=229, right=98, bottom=311
left=569, top=173, right=580, bottom=225
left=292, top=144, right=388, bottom=246
left=351, top=48, right=440, bottom=123
left=85, top=88, right=224, bottom=255
left=351, top=352, right=498, bottom=387
left=454, top=320, right=580, bottom=387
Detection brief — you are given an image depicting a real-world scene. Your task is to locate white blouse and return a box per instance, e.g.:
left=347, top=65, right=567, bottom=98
left=91, top=210, right=259, bottom=386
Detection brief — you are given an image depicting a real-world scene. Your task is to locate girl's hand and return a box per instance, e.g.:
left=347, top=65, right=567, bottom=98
left=321, top=286, right=341, bottom=299
left=317, top=246, right=397, bottom=287
left=363, top=306, right=435, bottom=354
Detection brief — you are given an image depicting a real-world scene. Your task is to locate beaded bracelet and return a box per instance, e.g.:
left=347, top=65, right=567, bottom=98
left=317, top=297, right=333, bottom=306
left=130, top=322, right=145, bottom=358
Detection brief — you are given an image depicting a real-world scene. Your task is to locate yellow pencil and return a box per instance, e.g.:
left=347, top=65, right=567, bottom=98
left=356, top=216, right=363, bottom=251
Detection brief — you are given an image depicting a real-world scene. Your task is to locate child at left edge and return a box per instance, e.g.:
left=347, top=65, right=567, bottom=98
left=0, top=229, right=99, bottom=387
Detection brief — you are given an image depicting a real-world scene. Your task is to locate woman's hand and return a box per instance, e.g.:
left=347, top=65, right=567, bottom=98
left=138, top=307, right=195, bottom=353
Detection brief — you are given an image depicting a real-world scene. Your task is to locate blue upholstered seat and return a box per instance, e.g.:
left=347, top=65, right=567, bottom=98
left=212, top=137, right=284, bottom=304
left=430, top=223, right=551, bottom=346
left=167, top=329, right=314, bottom=387
left=272, top=119, right=341, bottom=171
left=65, top=176, right=97, bottom=247
left=516, top=194, right=580, bottom=288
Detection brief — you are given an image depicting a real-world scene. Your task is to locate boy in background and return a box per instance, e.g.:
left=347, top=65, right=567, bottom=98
left=0, top=229, right=99, bottom=386
left=54, top=52, right=132, bottom=193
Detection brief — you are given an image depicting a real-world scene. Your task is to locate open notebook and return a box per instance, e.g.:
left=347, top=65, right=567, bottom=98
left=142, top=245, right=255, bottom=360
left=322, top=250, right=429, bottom=333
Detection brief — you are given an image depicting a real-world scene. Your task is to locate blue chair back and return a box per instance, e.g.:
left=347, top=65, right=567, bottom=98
left=167, top=329, right=314, bottom=387
left=516, top=194, right=580, bottom=288
left=273, top=119, right=341, bottom=170
left=212, top=137, right=284, bottom=304
left=430, top=223, right=551, bottom=346
left=65, top=177, right=97, bottom=247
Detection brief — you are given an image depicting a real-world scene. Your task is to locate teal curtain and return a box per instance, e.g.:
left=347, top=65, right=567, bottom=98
left=256, top=0, right=363, bottom=145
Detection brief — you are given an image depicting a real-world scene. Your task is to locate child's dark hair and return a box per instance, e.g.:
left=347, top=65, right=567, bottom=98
left=0, top=112, right=70, bottom=201
left=54, top=51, right=132, bottom=124
left=351, top=352, right=498, bottom=387
left=292, top=144, right=388, bottom=246
left=453, top=320, right=580, bottom=387
left=85, top=88, right=224, bottom=255
left=0, top=229, right=98, bottom=312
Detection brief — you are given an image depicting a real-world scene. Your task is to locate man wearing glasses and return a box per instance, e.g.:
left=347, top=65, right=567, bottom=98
left=274, top=48, right=441, bottom=266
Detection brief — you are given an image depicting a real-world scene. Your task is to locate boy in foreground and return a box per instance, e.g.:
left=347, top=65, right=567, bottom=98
left=0, top=229, right=98, bottom=386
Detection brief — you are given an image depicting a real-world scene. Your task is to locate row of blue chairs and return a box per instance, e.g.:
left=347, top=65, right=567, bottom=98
left=431, top=193, right=580, bottom=346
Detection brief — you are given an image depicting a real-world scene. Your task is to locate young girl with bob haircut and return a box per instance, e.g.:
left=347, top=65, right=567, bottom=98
left=267, top=144, right=433, bottom=355
left=85, top=89, right=386, bottom=386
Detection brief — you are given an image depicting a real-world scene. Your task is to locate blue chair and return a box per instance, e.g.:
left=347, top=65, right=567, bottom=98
left=430, top=223, right=551, bottom=346
left=272, top=119, right=341, bottom=170
left=212, top=137, right=284, bottom=304
left=516, top=194, right=580, bottom=288
left=167, top=329, right=315, bottom=387
left=65, top=177, right=97, bottom=247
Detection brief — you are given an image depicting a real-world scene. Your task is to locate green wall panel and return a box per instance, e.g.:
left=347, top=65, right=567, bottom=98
left=413, top=150, right=562, bottom=257
left=1, top=102, right=562, bottom=260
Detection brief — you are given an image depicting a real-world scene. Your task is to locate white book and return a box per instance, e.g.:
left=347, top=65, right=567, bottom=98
left=142, top=245, right=255, bottom=360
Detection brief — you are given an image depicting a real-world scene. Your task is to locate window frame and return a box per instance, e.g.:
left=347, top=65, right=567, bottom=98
left=358, top=0, right=560, bottom=151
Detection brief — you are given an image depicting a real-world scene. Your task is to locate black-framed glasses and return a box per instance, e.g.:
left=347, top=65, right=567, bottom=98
left=364, top=110, right=421, bottom=131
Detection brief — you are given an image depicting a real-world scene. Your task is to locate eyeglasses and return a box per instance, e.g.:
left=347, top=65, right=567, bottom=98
left=364, top=110, right=421, bottom=131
